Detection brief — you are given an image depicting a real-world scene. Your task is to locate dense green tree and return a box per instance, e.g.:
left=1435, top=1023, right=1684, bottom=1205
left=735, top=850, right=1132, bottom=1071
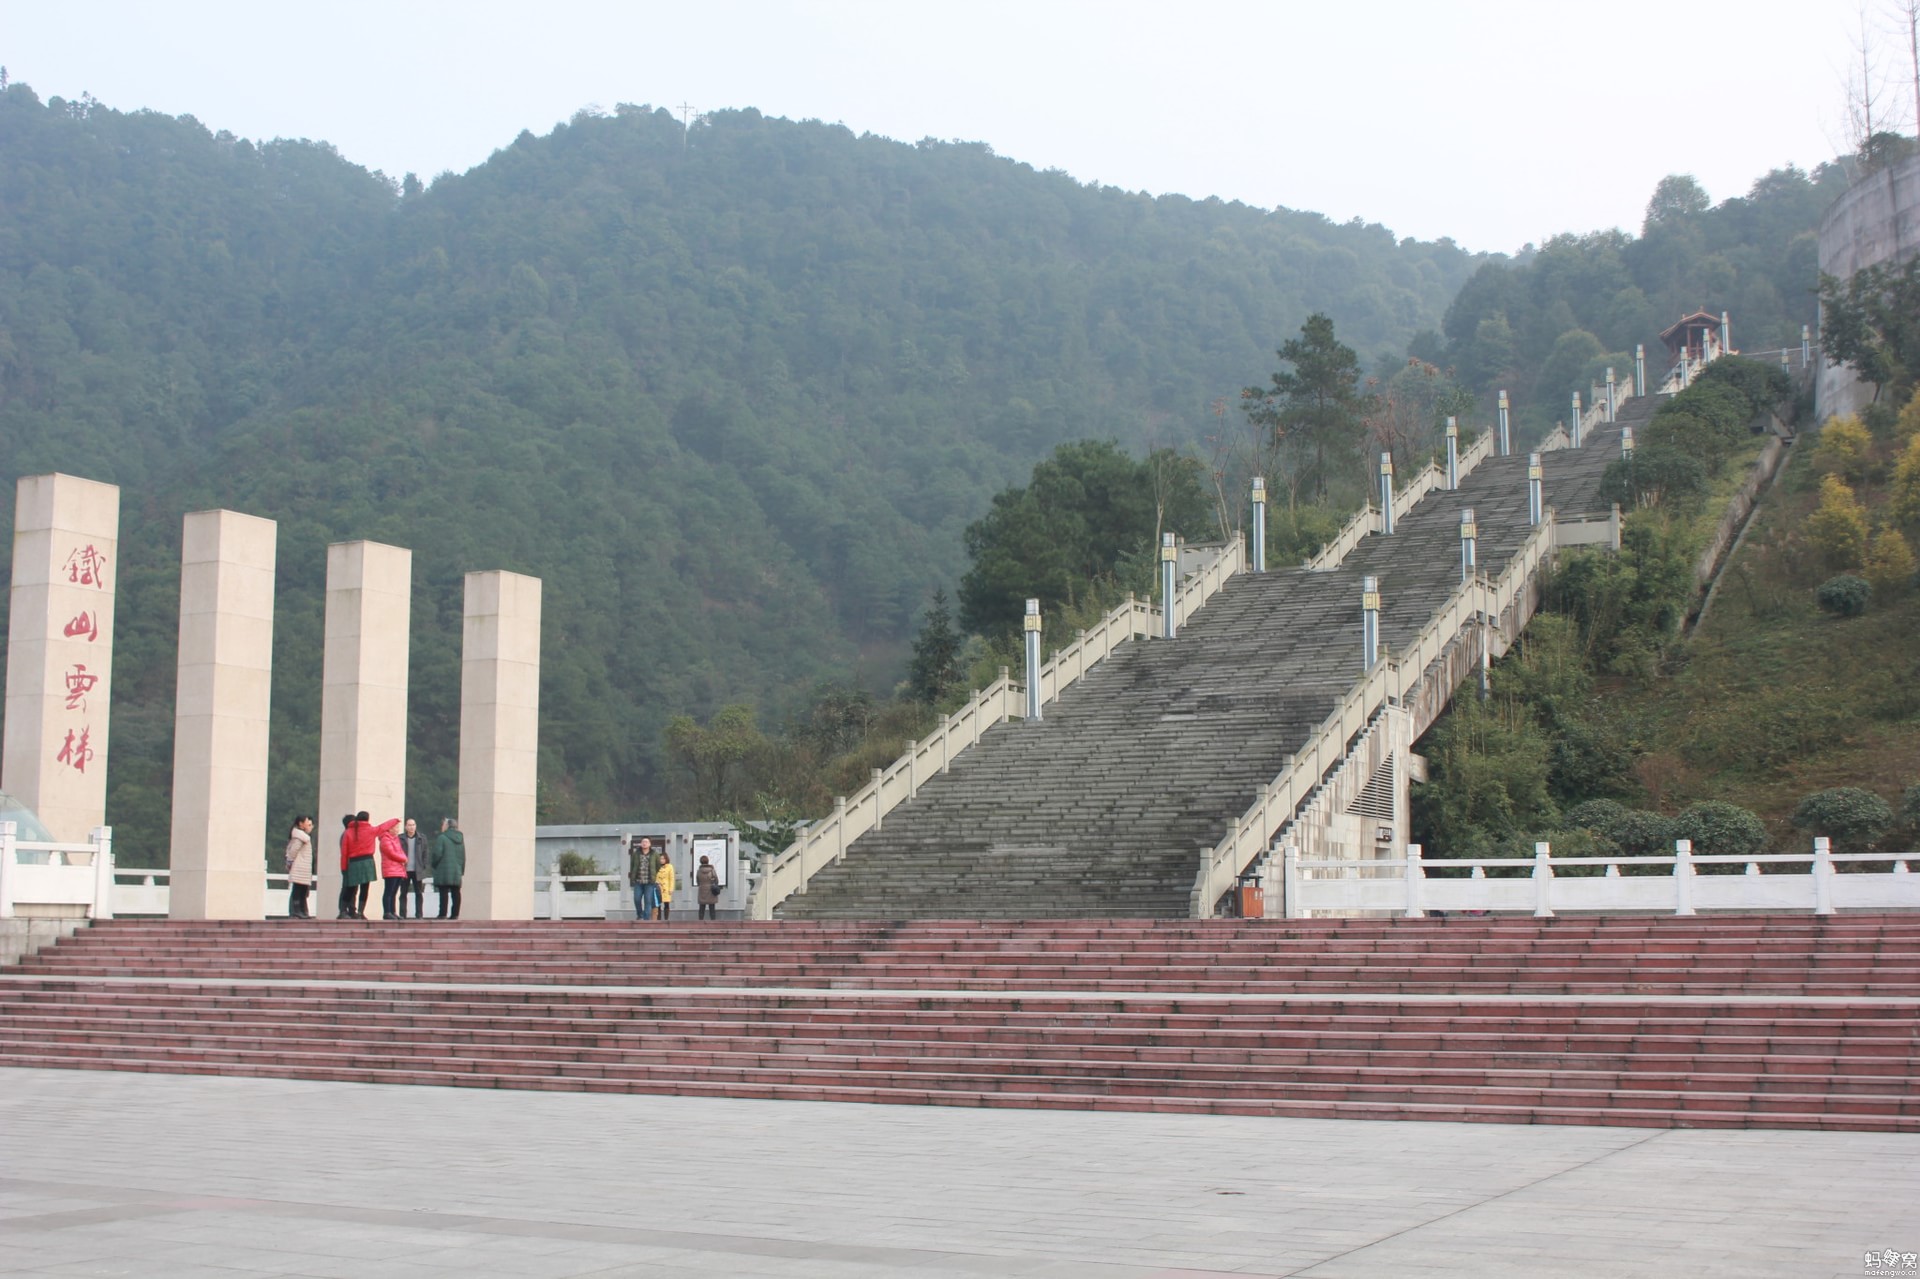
left=1642, top=174, right=1711, bottom=232
left=1820, top=256, right=1920, bottom=404
left=664, top=704, right=769, bottom=816
left=957, top=440, right=1212, bottom=634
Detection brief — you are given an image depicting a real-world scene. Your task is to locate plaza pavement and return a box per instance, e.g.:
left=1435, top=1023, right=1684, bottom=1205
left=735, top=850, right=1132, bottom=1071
left=0, top=1067, right=1911, bottom=1278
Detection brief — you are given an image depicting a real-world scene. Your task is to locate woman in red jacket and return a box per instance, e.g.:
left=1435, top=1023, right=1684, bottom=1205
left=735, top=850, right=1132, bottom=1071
left=338, top=812, right=379, bottom=919
left=375, top=817, right=406, bottom=920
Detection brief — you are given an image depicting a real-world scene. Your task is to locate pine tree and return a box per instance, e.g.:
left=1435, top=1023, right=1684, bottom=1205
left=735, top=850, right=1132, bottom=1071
left=907, top=590, right=963, bottom=706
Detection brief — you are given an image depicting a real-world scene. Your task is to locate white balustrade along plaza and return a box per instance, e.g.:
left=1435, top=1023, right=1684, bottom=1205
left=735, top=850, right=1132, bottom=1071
left=103, top=871, right=649, bottom=921
left=1284, top=838, right=1920, bottom=918
left=532, top=873, right=630, bottom=920
left=0, top=821, right=114, bottom=920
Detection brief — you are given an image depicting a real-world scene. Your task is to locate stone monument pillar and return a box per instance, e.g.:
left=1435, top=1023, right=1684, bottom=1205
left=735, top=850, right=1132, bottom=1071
left=2, top=474, right=120, bottom=843
left=457, top=570, right=541, bottom=920
left=169, top=511, right=277, bottom=919
left=318, top=541, right=411, bottom=917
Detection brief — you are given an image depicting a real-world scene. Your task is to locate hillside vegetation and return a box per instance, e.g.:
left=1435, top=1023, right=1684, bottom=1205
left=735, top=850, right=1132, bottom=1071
left=0, top=85, right=1485, bottom=858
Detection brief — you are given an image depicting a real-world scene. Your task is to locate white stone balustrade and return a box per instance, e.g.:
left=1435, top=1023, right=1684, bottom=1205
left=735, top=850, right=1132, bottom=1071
left=1283, top=840, right=1919, bottom=918
left=0, top=821, right=116, bottom=919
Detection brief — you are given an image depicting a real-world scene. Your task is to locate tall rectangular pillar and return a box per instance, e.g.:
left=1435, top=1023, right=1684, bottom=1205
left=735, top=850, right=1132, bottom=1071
left=169, top=511, right=277, bottom=919
left=458, top=570, right=541, bottom=920
left=318, top=541, right=411, bottom=916
left=2, top=474, right=120, bottom=843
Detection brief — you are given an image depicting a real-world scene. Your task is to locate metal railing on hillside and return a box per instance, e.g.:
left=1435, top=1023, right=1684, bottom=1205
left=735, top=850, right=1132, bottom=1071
left=1188, top=514, right=1556, bottom=916
left=752, top=539, right=1246, bottom=919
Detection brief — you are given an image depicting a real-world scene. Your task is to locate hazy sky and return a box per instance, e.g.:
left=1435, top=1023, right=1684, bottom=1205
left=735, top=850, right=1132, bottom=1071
left=3, top=1, right=1885, bottom=254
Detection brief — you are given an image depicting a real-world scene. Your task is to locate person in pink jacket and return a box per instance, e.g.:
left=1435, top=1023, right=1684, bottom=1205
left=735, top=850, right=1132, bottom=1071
left=374, top=817, right=406, bottom=920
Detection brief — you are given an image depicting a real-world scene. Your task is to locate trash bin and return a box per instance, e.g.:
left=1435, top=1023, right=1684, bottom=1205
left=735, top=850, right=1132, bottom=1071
left=1237, top=881, right=1264, bottom=919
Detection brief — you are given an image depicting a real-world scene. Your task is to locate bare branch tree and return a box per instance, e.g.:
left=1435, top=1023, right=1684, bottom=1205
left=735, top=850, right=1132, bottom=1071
left=1895, top=0, right=1920, bottom=140
left=1847, top=1, right=1887, bottom=152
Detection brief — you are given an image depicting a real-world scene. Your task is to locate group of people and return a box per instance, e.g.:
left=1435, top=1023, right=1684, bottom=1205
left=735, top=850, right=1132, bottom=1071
left=281, top=812, right=466, bottom=920
left=628, top=836, right=721, bottom=921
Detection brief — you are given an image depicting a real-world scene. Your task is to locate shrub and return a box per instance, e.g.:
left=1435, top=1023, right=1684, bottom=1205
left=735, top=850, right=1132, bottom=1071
left=1564, top=798, right=1629, bottom=832
left=1902, top=783, right=1920, bottom=833
left=1814, top=574, right=1871, bottom=617
left=1891, top=433, right=1920, bottom=527
left=1791, top=787, right=1894, bottom=850
left=1864, top=529, right=1917, bottom=594
left=1608, top=808, right=1677, bottom=856
left=1599, top=446, right=1707, bottom=511
left=1897, top=386, right=1920, bottom=442
left=1693, top=355, right=1791, bottom=413
left=1671, top=801, right=1767, bottom=858
left=1811, top=414, right=1874, bottom=482
left=1643, top=409, right=1732, bottom=472
left=1561, top=799, right=1673, bottom=856
left=1806, top=475, right=1869, bottom=570
left=555, top=850, right=603, bottom=889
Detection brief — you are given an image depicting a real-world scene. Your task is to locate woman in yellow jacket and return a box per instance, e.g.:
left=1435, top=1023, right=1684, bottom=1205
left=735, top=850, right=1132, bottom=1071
left=653, top=854, right=677, bottom=922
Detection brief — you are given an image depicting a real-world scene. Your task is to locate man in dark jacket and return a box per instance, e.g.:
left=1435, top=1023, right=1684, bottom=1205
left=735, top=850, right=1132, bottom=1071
left=432, top=818, right=466, bottom=920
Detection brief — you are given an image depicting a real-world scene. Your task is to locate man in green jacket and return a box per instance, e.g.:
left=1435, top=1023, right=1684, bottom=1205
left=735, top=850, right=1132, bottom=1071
left=432, top=818, right=466, bottom=919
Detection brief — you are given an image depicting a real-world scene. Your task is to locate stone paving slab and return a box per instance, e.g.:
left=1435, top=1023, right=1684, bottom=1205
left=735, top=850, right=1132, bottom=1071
left=0, top=1067, right=1911, bottom=1277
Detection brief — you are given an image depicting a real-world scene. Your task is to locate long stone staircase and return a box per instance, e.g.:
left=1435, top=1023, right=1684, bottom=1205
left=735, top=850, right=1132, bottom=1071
left=779, top=406, right=1651, bottom=921
left=3, top=916, right=1915, bottom=1131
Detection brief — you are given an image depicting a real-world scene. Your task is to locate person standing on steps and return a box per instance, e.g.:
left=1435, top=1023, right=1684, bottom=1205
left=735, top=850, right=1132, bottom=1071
left=284, top=815, right=314, bottom=919
left=629, top=836, right=660, bottom=922
left=654, top=849, right=677, bottom=922
left=339, top=812, right=378, bottom=919
left=398, top=818, right=430, bottom=919
left=695, top=854, right=719, bottom=920
left=376, top=816, right=406, bottom=919
left=433, top=817, right=465, bottom=919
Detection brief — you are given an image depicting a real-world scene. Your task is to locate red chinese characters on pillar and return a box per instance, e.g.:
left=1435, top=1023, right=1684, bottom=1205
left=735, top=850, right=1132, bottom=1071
left=55, top=726, right=95, bottom=774
left=63, top=611, right=99, bottom=641
left=63, top=664, right=99, bottom=711
left=63, top=544, right=108, bottom=590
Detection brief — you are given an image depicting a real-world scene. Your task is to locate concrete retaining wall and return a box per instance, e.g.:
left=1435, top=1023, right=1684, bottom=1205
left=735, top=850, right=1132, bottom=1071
left=0, top=918, right=83, bottom=965
left=1816, top=153, right=1920, bottom=419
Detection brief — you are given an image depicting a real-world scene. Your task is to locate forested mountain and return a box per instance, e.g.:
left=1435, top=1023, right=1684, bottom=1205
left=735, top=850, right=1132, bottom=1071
left=1431, top=167, right=1849, bottom=432
left=0, top=85, right=1488, bottom=858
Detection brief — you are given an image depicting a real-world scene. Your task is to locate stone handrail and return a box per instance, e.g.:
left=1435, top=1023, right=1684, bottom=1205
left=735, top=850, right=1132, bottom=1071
left=1304, top=502, right=1377, bottom=572
left=1035, top=600, right=1154, bottom=703
left=1537, top=423, right=1571, bottom=452
left=1164, top=536, right=1245, bottom=634
left=1262, top=704, right=1396, bottom=876
left=754, top=672, right=1023, bottom=918
left=1304, top=430, right=1495, bottom=575
left=1188, top=515, right=1555, bottom=915
left=0, top=823, right=116, bottom=920
left=752, top=539, right=1248, bottom=919
left=1457, top=426, right=1494, bottom=481
left=1285, top=842, right=1918, bottom=918
left=537, top=873, right=628, bottom=920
